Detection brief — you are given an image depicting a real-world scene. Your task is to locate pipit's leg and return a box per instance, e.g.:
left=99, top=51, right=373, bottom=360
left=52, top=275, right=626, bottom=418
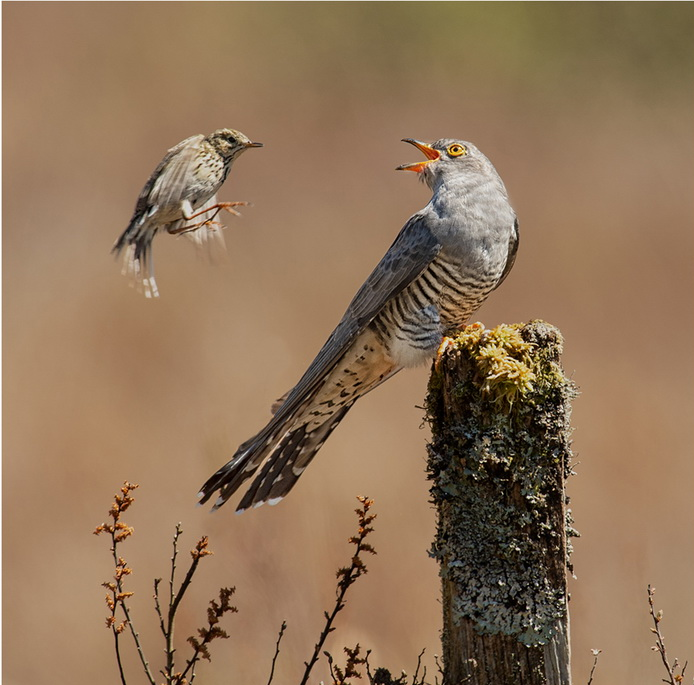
left=170, top=219, right=225, bottom=236
left=182, top=201, right=249, bottom=222
left=171, top=200, right=250, bottom=236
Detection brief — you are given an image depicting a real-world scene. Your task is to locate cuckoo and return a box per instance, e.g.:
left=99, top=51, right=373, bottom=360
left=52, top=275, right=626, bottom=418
left=199, top=137, right=519, bottom=512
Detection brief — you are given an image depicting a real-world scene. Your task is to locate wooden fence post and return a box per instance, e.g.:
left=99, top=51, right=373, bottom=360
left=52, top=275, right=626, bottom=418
left=426, top=321, right=577, bottom=685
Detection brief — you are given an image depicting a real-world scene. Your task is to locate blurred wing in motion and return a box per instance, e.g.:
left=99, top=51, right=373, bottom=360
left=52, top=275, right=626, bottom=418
left=166, top=194, right=228, bottom=265
left=112, top=134, right=208, bottom=297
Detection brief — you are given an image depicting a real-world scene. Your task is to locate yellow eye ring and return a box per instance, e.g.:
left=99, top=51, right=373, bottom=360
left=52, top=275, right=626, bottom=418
left=447, top=144, right=466, bottom=157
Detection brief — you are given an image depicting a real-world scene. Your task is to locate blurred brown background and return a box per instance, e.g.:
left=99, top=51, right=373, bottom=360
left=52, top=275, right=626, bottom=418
left=4, top=3, right=693, bottom=684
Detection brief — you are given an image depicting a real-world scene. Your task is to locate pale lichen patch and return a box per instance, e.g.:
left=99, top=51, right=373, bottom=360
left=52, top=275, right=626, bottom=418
left=426, top=320, right=577, bottom=648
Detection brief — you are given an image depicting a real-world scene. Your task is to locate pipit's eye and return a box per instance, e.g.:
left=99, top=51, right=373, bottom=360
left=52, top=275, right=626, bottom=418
left=447, top=144, right=467, bottom=157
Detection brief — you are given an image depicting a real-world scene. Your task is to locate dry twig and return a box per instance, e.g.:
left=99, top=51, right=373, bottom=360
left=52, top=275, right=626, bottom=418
left=94, top=482, right=156, bottom=685
left=266, top=621, right=287, bottom=685
left=181, top=585, right=237, bottom=683
left=648, top=585, right=689, bottom=685
left=362, top=648, right=429, bottom=685
left=95, top=482, right=236, bottom=685
left=299, top=496, right=377, bottom=685
left=586, top=649, right=601, bottom=685
left=326, top=644, right=369, bottom=684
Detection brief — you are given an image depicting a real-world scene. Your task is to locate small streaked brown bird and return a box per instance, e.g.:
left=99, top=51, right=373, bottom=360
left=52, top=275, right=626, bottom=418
left=113, top=128, right=263, bottom=297
left=199, top=137, right=519, bottom=513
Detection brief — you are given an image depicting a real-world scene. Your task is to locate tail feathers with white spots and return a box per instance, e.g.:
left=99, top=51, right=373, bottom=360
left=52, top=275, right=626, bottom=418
left=197, top=404, right=353, bottom=513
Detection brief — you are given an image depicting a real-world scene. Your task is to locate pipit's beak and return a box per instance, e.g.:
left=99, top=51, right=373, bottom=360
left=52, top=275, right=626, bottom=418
left=396, top=139, right=440, bottom=173
left=245, top=141, right=264, bottom=148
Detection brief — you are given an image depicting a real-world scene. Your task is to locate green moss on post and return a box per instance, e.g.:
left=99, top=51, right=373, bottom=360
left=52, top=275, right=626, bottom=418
left=426, top=321, right=577, bottom=685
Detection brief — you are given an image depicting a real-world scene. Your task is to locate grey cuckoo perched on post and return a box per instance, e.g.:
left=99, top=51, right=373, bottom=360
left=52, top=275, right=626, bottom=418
left=113, top=128, right=263, bottom=298
left=199, top=137, right=519, bottom=513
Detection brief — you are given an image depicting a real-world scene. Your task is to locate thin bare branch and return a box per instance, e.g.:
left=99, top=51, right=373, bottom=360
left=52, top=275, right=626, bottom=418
left=163, top=524, right=184, bottom=683
left=266, top=621, right=287, bottom=685
left=412, top=649, right=427, bottom=685
left=586, top=649, right=601, bottom=685
left=112, top=625, right=128, bottom=685
left=154, top=577, right=166, bottom=638
left=299, top=497, right=377, bottom=685
left=647, top=585, right=688, bottom=685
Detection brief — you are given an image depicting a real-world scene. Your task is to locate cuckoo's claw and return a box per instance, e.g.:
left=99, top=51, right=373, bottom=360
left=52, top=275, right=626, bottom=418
left=434, top=336, right=454, bottom=372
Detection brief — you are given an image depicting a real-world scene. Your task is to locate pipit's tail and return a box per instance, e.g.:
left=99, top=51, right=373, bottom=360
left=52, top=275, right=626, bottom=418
left=112, top=217, right=159, bottom=298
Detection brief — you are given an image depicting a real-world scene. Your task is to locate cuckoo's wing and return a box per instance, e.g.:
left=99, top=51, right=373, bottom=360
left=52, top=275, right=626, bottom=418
left=271, top=212, right=442, bottom=425
left=133, top=134, right=205, bottom=215
left=494, top=217, right=519, bottom=291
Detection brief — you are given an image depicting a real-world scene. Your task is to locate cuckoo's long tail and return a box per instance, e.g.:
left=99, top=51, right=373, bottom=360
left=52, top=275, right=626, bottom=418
left=198, top=403, right=353, bottom=513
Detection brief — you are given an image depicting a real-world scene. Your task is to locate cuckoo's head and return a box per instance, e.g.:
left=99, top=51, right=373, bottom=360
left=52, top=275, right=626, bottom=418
left=397, top=138, right=492, bottom=190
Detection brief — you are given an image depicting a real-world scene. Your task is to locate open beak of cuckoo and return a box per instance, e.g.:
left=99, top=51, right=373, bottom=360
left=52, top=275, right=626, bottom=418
left=396, top=139, right=440, bottom=173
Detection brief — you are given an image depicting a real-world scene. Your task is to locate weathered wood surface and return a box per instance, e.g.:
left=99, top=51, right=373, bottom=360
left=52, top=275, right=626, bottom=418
left=426, top=321, right=577, bottom=685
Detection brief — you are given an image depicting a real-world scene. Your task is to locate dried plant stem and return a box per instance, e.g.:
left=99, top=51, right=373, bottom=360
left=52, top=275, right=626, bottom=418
left=412, top=648, right=427, bottom=685
left=647, top=585, right=688, bottom=685
left=326, top=644, right=368, bottom=685
left=299, top=583, right=349, bottom=685
left=181, top=585, right=236, bottom=683
left=179, top=645, right=203, bottom=683
left=364, top=651, right=375, bottom=684
left=586, top=650, right=601, bottom=685
left=179, top=630, right=213, bottom=684
left=299, top=496, right=376, bottom=685
left=155, top=531, right=218, bottom=684
left=163, top=524, right=184, bottom=682
left=95, top=483, right=156, bottom=685
left=170, top=535, right=205, bottom=621
left=154, top=577, right=166, bottom=638
left=97, top=484, right=231, bottom=685
left=112, top=626, right=128, bottom=685
left=266, top=621, right=287, bottom=685
left=110, top=542, right=157, bottom=685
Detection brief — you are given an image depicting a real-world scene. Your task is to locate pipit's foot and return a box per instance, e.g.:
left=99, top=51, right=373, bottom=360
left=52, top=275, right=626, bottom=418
left=182, top=201, right=250, bottom=222
left=216, top=201, right=250, bottom=218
